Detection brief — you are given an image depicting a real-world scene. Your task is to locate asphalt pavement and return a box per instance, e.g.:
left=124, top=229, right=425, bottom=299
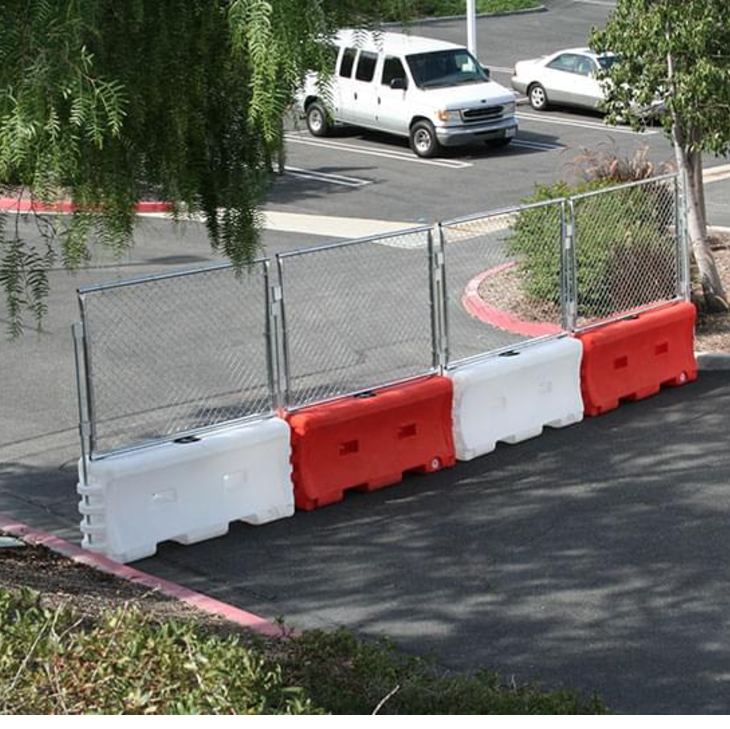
left=4, top=0, right=730, bottom=715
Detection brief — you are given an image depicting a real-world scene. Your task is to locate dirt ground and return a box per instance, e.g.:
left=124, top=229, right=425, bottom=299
left=478, top=230, right=730, bottom=353
left=0, top=538, right=232, bottom=631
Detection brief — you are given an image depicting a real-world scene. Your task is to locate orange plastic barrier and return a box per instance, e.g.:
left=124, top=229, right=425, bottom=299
left=577, top=302, right=697, bottom=417
left=286, top=376, right=456, bottom=511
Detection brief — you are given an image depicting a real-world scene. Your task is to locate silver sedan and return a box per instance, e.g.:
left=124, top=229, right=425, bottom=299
left=511, top=47, right=617, bottom=112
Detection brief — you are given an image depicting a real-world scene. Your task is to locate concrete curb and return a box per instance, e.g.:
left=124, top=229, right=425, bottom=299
left=383, top=4, right=547, bottom=27
left=696, top=352, right=730, bottom=371
left=0, top=198, right=172, bottom=214
left=0, top=514, right=286, bottom=639
left=463, top=263, right=562, bottom=337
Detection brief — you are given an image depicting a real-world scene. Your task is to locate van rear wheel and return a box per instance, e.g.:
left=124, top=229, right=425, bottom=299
left=409, top=120, right=441, bottom=158
left=306, top=101, right=330, bottom=137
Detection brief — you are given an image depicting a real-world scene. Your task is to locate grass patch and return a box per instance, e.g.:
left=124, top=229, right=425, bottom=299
left=0, top=587, right=607, bottom=715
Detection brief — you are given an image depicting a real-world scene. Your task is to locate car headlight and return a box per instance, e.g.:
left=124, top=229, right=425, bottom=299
left=436, top=109, right=461, bottom=122
left=502, top=101, right=516, bottom=116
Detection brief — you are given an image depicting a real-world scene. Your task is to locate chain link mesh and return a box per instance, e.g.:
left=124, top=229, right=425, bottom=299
left=278, top=229, right=435, bottom=409
left=572, top=176, right=680, bottom=328
left=80, top=262, right=272, bottom=457
left=441, top=201, right=565, bottom=367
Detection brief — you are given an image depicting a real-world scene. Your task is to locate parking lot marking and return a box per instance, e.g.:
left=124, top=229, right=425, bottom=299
left=284, top=133, right=473, bottom=169
left=511, top=139, right=564, bottom=152
left=517, top=111, right=658, bottom=136
left=703, top=163, right=730, bottom=184
left=262, top=211, right=415, bottom=238
left=284, top=166, right=371, bottom=188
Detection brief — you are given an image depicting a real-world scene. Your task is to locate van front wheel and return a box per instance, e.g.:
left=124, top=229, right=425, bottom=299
left=409, top=120, right=441, bottom=158
left=306, top=102, right=331, bottom=137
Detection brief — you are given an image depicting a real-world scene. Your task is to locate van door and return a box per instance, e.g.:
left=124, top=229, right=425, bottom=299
left=349, top=50, right=379, bottom=127
left=376, top=55, right=410, bottom=135
left=335, top=46, right=358, bottom=123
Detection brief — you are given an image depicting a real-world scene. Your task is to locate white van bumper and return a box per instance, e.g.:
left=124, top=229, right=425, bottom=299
left=436, top=119, right=518, bottom=147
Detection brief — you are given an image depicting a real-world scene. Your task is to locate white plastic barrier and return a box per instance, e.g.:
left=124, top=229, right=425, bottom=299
left=449, top=337, right=584, bottom=461
left=77, top=417, right=294, bottom=563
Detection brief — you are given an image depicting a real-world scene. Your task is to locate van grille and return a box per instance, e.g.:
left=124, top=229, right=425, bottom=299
left=461, top=105, right=503, bottom=122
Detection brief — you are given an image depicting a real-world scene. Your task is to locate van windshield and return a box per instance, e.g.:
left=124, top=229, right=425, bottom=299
left=406, top=49, right=487, bottom=89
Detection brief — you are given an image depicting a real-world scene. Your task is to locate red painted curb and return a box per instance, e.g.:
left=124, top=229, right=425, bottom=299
left=0, top=198, right=172, bottom=214
left=462, top=263, right=563, bottom=338
left=0, top=514, right=285, bottom=639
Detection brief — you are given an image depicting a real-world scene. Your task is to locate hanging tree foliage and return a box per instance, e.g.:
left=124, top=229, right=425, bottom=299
left=0, top=0, right=413, bottom=335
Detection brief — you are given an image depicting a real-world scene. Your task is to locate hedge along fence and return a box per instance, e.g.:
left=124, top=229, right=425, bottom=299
left=506, top=174, right=683, bottom=329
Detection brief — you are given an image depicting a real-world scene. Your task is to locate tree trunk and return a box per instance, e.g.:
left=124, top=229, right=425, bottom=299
left=688, top=125, right=707, bottom=236
left=666, top=45, right=727, bottom=312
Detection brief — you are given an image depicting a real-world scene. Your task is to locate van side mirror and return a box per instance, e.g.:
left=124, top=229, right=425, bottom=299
left=481, top=65, right=491, bottom=80
left=390, top=77, right=407, bottom=90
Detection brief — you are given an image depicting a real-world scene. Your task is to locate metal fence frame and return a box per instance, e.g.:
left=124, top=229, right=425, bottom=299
left=439, top=197, right=571, bottom=369
left=73, top=172, right=691, bottom=464
left=569, top=172, right=686, bottom=333
left=276, top=225, right=439, bottom=411
left=75, top=259, right=278, bottom=462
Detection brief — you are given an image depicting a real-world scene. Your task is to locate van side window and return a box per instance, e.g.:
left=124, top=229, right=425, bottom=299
left=355, top=51, right=378, bottom=82
left=339, top=47, right=357, bottom=78
left=381, top=56, right=406, bottom=86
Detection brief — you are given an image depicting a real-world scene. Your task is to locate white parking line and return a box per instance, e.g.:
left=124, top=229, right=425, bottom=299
left=517, top=110, right=658, bottom=135
left=511, top=139, right=564, bottom=152
left=703, top=163, right=730, bottom=184
left=284, top=133, right=473, bottom=169
left=262, top=211, right=416, bottom=238
left=284, top=166, right=371, bottom=188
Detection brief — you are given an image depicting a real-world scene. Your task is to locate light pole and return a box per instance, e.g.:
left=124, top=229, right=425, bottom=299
left=466, top=0, right=477, bottom=56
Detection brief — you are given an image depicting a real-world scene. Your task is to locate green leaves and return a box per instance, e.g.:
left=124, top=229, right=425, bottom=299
left=591, top=0, right=730, bottom=153
left=0, top=0, right=415, bottom=336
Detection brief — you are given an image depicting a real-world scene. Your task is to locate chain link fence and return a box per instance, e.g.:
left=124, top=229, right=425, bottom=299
left=277, top=227, right=437, bottom=409
left=440, top=200, right=567, bottom=367
left=78, top=262, right=274, bottom=458
left=72, top=173, right=687, bottom=459
left=570, top=174, right=682, bottom=329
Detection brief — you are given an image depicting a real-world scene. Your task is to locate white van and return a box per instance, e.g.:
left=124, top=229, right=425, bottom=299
left=299, top=30, right=518, bottom=158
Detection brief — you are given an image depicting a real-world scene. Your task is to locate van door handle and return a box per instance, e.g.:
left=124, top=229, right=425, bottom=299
left=354, top=92, right=358, bottom=100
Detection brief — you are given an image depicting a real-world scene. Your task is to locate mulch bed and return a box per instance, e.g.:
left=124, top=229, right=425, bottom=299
left=477, top=231, right=730, bottom=353
left=0, top=538, right=233, bottom=632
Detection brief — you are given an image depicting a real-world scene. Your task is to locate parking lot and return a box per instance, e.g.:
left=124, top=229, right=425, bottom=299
left=4, top=0, right=730, bottom=714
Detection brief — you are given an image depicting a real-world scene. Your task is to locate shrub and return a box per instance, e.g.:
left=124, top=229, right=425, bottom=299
left=0, top=589, right=320, bottom=715
left=507, top=178, right=677, bottom=321
left=0, top=588, right=607, bottom=714
left=278, top=628, right=607, bottom=714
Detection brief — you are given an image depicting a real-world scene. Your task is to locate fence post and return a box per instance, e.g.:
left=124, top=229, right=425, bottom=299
left=264, top=261, right=284, bottom=412
left=77, top=293, right=98, bottom=458
left=429, top=227, right=448, bottom=373
left=268, top=263, right=289, bottom=412
left=273, top=256, right=292, bottom=409
left=72, top=322, right=91, bottom=484
left=676, top=171, right=692, bottom=302
left=561, top=199, right=578, bottom=332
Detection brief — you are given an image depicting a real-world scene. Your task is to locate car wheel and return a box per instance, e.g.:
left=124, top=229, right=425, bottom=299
left=528, top=83, right=548, bottom=111
left=409, top=120, right=441, bottom=158
left=306, top=101, right=330, bottom=137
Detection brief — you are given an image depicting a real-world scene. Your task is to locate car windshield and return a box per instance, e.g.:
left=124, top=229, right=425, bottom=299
left=406, top=49, right=487, bottom=89
left=596, top=54, right=619, bottom=71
